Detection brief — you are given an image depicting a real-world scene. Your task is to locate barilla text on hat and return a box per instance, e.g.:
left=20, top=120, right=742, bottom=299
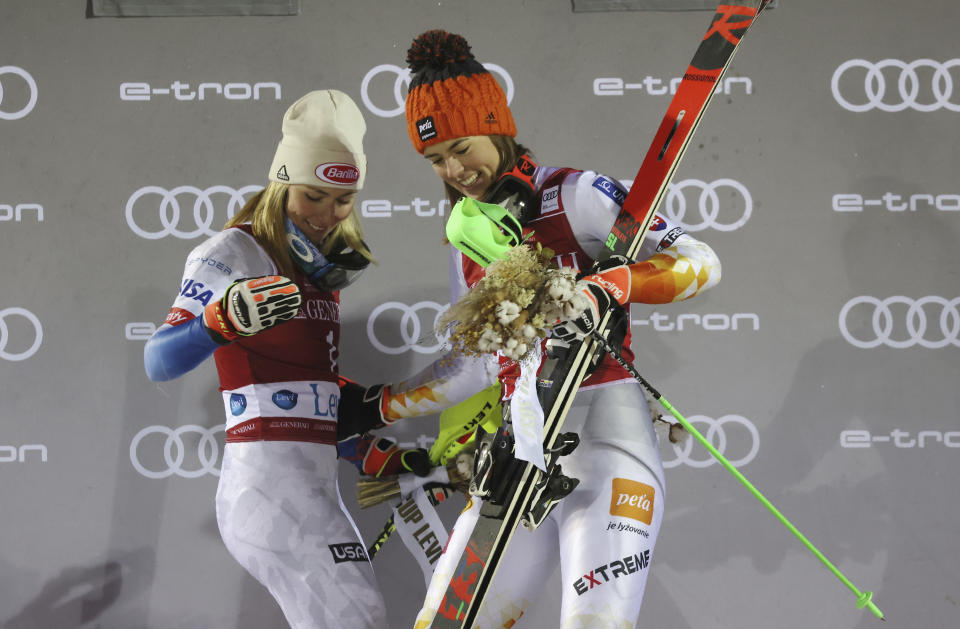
left=316, top=163, right=360, bottom=185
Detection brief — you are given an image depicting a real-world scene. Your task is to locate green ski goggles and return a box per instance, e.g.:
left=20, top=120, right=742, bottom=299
left=445, top=197, right=524, bottom=267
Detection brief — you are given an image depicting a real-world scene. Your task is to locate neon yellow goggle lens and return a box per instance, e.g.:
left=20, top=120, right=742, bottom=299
left=445, top=197, right=523, bottom=267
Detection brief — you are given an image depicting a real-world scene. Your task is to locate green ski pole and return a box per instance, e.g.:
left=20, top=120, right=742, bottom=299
left=592, top=331, right=885, bottom=621
left=367, top=514, right=397, bottom=560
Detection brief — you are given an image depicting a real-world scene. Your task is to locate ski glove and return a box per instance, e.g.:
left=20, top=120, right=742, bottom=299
left=338, top=432, right=432, bottom=477
left=552, top=255, right=632, bottom=343
left=203, top=275, right=301, bottom=344
left=338, top=377, right=392, bottom=434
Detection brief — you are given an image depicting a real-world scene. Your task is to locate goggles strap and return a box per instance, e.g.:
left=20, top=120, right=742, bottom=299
left=285, top=218, right=335, bottom=284
left=285, top=218, right=371, bottom=291
left=484, top=154, right=538, bottom=224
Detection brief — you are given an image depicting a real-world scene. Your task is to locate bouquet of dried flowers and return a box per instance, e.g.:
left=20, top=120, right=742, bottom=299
left=438, top=243, right=590, bottom=361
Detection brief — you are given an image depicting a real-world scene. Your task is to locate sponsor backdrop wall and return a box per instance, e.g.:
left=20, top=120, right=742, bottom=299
left=1, top=1, right=958, bottom=627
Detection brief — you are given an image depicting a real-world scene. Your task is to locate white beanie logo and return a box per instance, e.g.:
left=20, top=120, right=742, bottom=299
left=316, top=162, right=360, bottom=186
left=276, top=165, right=290, bottom=181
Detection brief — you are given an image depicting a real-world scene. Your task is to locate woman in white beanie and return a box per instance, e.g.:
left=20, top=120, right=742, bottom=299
left=143, top=90, right=426, bottom=629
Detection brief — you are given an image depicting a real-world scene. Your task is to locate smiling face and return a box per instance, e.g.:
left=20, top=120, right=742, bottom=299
left=285, top=185, right=357, bottom=245
left=423, top=136, right=502, bottom=200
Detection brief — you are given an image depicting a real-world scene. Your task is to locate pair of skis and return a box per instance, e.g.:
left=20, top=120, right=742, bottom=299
left=420, top=2, right=772, bottom=627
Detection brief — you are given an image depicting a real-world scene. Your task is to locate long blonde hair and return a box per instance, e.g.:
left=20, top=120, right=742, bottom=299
left=225, top=181, right=373, bottom=279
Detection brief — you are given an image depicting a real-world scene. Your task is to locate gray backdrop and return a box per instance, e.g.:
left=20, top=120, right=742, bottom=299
left=2, top=1, right=958, bottom=627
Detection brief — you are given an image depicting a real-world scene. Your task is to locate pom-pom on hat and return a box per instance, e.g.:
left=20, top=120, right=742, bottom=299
left=404, top=30, right=516, bottom=154
left=268, top=89, right=367, bottom=189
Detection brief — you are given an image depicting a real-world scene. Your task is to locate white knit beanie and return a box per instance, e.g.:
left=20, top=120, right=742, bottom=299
left=268, top=90, right=367, bottom=189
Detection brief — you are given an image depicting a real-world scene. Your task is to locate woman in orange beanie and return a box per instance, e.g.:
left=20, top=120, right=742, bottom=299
left=395, top=29, right=724, bottom=628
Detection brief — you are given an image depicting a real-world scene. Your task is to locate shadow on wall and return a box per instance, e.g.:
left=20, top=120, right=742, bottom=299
left=2, top=548, right=154, bottom=629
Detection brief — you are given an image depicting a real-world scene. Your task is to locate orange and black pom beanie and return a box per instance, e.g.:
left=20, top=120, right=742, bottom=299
left=405, top=30, right=516, bottom=154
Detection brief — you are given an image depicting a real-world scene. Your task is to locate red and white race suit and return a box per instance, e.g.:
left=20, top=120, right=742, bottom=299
left=411, top=165, right=720, bottom=628
left=149, top=224, right=387, bottom=629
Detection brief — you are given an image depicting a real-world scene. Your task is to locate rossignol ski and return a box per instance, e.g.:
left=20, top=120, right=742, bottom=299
left=419, top=3, right=772, bottom=627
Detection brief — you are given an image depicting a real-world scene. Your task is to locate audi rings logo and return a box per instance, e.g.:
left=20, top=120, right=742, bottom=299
left=125, top=185, right=263, bottom=240
left=839, top=296, right=960, bottom=349
left=661, top=178, right=752, bottom=232
left=361, top=64, right=515, bottom=118
left=832, top=59, right=960, bottom=112
left=0, top=66, right=38, bottom=120
left=0, top=308, right=43, bottom=361
left=662, top=415, right=759, bottom=469
left=367, top=301, right=448, bottom=354
left=130, top=424, right=224, bottom=479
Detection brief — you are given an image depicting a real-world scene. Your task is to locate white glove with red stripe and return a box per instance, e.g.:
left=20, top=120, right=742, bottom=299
left=552, top=255, right=632, bottom=343
left=203, top=275, right=302, bottom=344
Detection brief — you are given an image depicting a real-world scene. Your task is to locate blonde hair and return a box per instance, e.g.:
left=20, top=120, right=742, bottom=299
left=225, top=181, right=374, bottom=279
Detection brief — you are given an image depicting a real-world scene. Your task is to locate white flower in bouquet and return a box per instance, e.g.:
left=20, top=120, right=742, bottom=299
left=477, top=328, right=504, bottom=352
left=563, top=287, right=591, bottom=320
left=495, top=300, right=521, bottom=325
left=546, top=271, right=577, bottom=301
left=502, top=337, right=529, bottom=361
